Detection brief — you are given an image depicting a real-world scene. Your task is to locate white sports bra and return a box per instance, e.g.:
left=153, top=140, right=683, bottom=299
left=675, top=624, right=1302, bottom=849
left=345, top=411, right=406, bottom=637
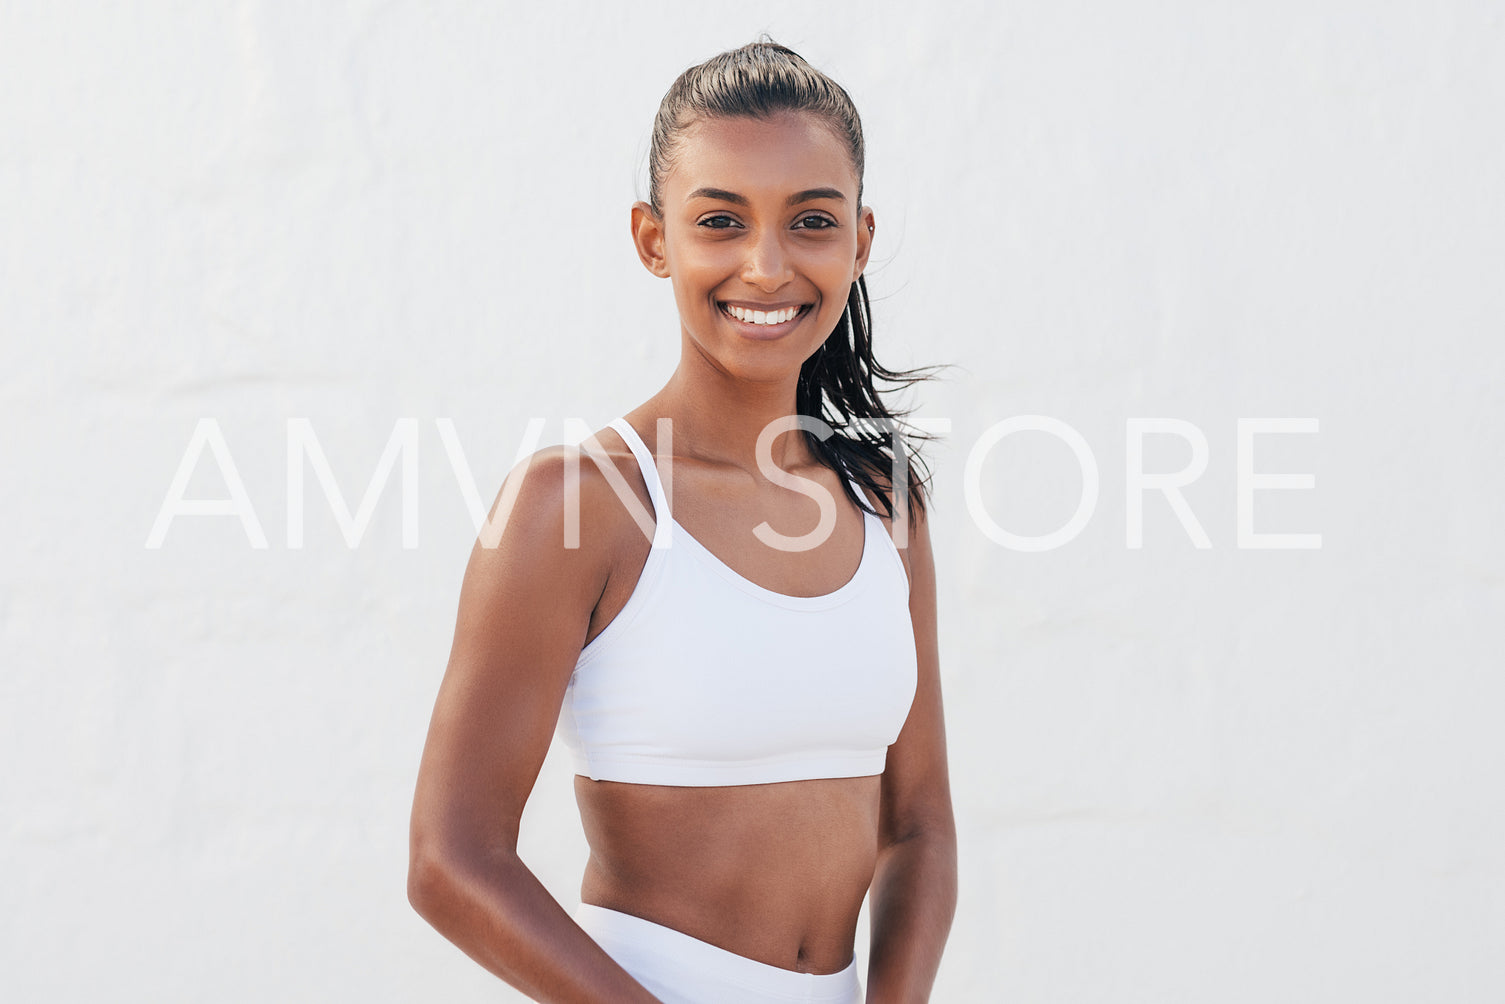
left=555, top=417, right=919, bottom=786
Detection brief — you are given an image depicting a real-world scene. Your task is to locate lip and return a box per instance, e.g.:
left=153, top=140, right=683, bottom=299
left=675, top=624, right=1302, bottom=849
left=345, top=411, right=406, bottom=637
left=717, top=301, right=812, bottom=340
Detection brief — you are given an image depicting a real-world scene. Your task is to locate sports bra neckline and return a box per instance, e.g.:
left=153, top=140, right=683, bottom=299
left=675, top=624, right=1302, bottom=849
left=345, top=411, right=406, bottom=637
left=607, top=416, right=878, bottom=610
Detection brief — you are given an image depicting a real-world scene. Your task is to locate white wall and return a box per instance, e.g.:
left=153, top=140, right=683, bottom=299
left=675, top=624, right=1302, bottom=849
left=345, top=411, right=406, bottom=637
left=3, top=1, right=1501, bottom=1001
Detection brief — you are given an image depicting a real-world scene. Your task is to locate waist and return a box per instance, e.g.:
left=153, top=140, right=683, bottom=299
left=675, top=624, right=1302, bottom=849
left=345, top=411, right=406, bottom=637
left=574, top=773, right=881, bottom=975
left=575, top=903, right=862, bottom=1003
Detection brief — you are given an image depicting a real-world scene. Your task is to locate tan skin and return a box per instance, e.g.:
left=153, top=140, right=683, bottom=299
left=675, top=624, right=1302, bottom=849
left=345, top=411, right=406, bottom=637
left=409, top=112, right=956, bottom=1002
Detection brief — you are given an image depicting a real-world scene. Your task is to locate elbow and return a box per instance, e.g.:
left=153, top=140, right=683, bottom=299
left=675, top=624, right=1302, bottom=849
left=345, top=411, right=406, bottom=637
left=881, top=803, right=957, bottom=853
left=407, top=830, right=522, bottom=928
left=407, top=838, right=453, bottom=924
left=407, top=829, right=475, bottom=927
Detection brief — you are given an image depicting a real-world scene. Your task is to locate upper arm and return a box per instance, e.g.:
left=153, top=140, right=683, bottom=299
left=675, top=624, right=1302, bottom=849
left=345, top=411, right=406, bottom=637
left=409, top=445, right=620, bottom=862
left=878, top=491, right=954, bottom=847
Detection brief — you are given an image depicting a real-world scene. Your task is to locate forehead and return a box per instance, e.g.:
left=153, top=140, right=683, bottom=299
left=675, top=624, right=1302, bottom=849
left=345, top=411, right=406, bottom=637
left=665, top=112, right=858, bottom=202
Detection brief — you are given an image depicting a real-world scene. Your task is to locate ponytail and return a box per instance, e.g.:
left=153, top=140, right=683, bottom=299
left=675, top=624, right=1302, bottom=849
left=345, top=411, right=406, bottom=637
left=797, top=274, right=944, bottom=520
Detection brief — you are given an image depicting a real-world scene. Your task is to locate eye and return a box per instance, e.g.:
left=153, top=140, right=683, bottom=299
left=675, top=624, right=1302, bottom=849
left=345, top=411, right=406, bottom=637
left=698, top=214, right=740, bottom=230
left=795, top=215, right=838, bottom=230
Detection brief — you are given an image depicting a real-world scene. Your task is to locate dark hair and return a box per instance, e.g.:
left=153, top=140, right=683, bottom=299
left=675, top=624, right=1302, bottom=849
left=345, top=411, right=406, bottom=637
left=647, top=36, right=945, bottom=521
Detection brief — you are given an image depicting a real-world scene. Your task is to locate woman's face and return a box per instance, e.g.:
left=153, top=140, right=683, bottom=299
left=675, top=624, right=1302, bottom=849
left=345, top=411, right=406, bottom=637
left=632, top=111, right=875, bottom=384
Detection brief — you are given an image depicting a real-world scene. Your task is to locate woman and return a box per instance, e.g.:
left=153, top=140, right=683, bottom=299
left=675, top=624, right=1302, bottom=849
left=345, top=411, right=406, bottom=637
left=408, top=38, right=956, bottom=1003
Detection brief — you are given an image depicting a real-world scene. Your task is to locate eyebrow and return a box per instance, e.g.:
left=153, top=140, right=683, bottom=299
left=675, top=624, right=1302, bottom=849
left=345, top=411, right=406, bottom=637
left=686, top=186, right=847, bottom=207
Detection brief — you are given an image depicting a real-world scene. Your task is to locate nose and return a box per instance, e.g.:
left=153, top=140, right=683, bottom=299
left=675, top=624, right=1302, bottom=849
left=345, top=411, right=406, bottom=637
left=740, top=226, right=793, bottom=292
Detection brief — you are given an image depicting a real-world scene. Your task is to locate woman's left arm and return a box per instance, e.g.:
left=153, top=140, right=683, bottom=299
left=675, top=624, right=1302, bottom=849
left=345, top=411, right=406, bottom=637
left=866, top=495, right=958, bottom=1004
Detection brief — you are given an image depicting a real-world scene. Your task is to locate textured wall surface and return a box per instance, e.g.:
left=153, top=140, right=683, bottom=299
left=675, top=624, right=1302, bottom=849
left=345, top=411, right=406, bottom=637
left=3, top=1, right=1502, bottom=1001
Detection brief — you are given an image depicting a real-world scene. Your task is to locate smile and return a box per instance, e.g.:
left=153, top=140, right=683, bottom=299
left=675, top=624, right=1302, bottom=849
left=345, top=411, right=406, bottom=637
left=718, top=302, right=811, bottom=327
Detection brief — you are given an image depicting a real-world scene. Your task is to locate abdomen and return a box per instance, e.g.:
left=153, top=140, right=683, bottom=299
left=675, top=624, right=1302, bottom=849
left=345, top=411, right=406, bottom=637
left=573, top=772, right=882, bottom=975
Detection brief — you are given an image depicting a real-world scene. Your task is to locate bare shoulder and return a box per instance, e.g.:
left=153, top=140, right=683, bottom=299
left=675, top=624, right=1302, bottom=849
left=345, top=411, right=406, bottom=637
left=437, top=427, right=660, bottom=715
left=475, top=427, right=656, bottom=575
left=852, top=468, right=934, bottom=589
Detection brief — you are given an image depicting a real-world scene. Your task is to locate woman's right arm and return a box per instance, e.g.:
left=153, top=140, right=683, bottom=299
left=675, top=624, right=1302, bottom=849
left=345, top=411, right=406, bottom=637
left=407, top=444, right=661, bottom=1003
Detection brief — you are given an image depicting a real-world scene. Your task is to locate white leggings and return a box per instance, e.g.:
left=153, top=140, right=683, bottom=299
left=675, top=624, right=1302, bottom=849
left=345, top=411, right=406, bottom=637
left=574, top=903, right=863, bottom=1004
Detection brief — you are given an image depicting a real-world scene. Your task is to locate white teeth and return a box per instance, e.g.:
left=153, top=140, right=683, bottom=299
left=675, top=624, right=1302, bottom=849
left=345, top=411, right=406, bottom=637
left=725, top=304, right=801, bottom=325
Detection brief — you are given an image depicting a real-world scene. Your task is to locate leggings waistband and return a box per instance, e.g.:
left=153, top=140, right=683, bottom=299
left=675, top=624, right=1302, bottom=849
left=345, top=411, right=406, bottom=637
left=574, top=902, right=861, bottom=1003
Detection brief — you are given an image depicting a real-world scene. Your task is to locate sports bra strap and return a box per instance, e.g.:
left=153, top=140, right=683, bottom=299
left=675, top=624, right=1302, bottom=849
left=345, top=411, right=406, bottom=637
left=607, top=417, right=673, bottom=548
left=608, top=416, right=881, bottom=540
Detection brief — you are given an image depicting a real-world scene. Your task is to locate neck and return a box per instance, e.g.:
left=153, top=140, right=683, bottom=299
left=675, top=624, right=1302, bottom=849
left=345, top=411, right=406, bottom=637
left=647, top=358, right=819, bottom=476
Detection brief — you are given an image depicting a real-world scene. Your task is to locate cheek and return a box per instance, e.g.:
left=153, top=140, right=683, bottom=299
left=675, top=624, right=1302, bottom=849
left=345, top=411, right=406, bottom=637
left=801, top=239, right=858, bottom=282
left=810, top=257, right=856, bottom=304
left=672, top=246, right=737, bottom=291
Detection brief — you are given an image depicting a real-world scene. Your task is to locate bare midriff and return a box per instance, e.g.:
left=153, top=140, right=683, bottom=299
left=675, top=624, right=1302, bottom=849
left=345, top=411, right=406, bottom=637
left=574, top=772, right=882, bottom=975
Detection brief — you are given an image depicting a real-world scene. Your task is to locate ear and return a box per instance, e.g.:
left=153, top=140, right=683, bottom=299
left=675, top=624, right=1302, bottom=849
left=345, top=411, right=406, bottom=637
left=854, top=205, right=876, bottom=282
left=630, top=201, right=671, bottom=278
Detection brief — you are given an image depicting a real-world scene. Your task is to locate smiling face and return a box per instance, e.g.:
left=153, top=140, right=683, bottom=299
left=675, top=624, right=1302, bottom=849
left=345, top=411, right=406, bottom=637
left=631, top=111, right=875, bottom=384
